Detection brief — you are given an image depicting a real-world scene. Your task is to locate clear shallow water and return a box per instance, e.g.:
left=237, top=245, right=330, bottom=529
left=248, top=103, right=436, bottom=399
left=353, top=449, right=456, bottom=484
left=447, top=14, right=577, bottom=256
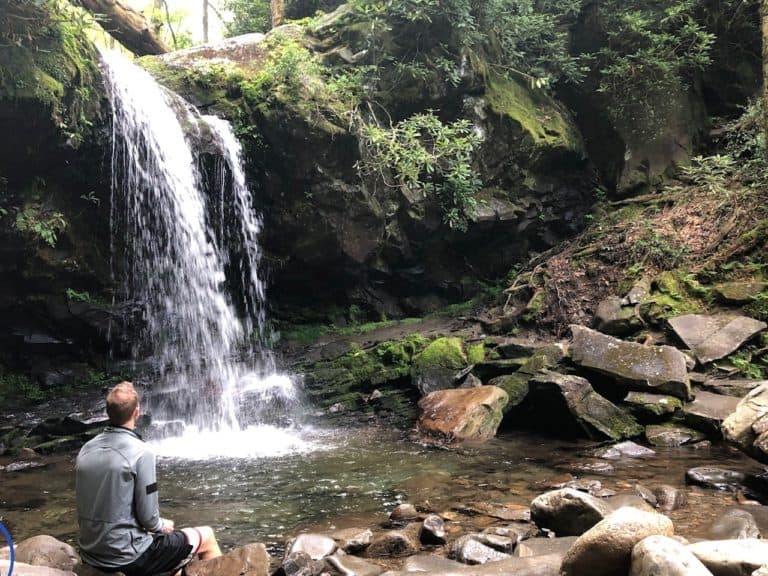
left=1, top=427, right=762, bottom=556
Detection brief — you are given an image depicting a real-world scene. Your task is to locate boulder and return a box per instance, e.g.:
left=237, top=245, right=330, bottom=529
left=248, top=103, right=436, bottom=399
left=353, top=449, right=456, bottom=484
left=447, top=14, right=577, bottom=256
left=482, top=524, right=539, bottom=542
left=417, top=386, right=508, bottom=443
left=184, top=543, right=270, bottom=576
left=570, top=325, right=691, bottom=399
left=528, top=370, right=643, bottom=440
left=325, top=552, right=383, bottom=576
left=595, top=296, right=642, bottom=336
left=652, top=485, right=686, bottom=512
left=400, top=553, right=562, bottom=575
left=713, top=282, right=768, bottom=304
left=530, top=488, right=613, bottom=536
left=723, top=383, right=768, bottom=463
left=684, top=391, right=740, bottom=436
left=630, top=535, right=712, bottom=576
left=623, top=392, right=682, bottom=422
left=688, top=539, right=768, bottom=576
left=325, top=527, right=373, bottom=553
left=560, top=507, right=675, bottom=576
left=685, top=467, right=768, bottom=500
left=280, top=551, right=322, bottom=576
left=449, top=535, right=512, bottom=565
left=15, top=535, right=79, bottom=572
left=420, top=515, right=446, bottom=545
left=668, top=314, right=767, bottom=365
left=487, top=374, right=529, bottom=410
left=411, top=338, right=469, bottom=395
left=366, top=526, right=420, bottom=558
left=389, top=504, right=420, bottom=525
left=286, top=534, right=337, bottom=560
left=709, top=509, right=761, bottom=540
left=594, top=441, right=656, bottom=460
left=0, top=560, right=75, bottom=575
left=645, top=424, right=707, bottom=447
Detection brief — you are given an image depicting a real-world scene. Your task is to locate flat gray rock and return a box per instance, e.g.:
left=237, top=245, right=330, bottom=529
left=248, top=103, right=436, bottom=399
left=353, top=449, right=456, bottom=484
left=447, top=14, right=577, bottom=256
left=701, top=379, right=766, bottom=398
left=0, top=560, right=75, bottom=576
left=669, top=314, right=767, bottom=365
left=684, top=390, right=740, bottom=435
left=530, top=488, right=613, bottom=536
left=515, top=536, right=577, bottom=558
left=645, top=424, right=706, bottom=447
left=709, top=509, right=761, bottom=540
left=570, top=325, right=691, bottom=399
left=326, top=552, right=384, bottom=576
left=623, top=392, right=682, bottom=421
left=594, top=441, right=656, bottom=460
left=393, top=554, right=562, bottom=576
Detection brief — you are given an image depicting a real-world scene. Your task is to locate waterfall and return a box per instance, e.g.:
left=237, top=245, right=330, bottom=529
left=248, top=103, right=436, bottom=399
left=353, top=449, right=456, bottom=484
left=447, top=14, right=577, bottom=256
left=101, top=49, right=303, bottom=450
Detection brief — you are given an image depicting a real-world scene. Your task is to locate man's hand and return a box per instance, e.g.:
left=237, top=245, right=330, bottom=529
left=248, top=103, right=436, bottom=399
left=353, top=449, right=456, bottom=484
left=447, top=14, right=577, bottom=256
left=160, top=518, right=175, bottom=534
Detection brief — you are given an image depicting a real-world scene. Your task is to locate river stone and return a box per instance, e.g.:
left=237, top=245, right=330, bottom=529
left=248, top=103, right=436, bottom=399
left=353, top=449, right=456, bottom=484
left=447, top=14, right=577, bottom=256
left=529, top=370, right=643, bottom=440
left=367, top=525, right=421, bottom=558
left=723, top=383, right=768, bottom=463
left=185, top=543, right=270, bottom=576
left=281, top=551, right=322, bottom=576
left=623, top=392, right=682, bottom=421
left=0, top=560, right=75, bottom=575
left=702, top=379, right=766, bottom=398
left=634, top=485, right=657, bottom=508
left=449, top=535, right=512, bottom=565
left=487, top=374, right=529, bottom=408
left=457, top=501, right=530, bottom=521
left=595, top=296, right=642, bottom=336
left=286, top=534, right=337, bottom=560
left=325, top=527, right=373, bottom=553
left=570, top=325, right=691, bottom=399
left=389, top=503, right=420, bottom=524
left=400, top=553, right=562, bottom=575
left=530, top=488, right=613, bottom=536
left=325, top=552, right=383, bottom=576
left=482, top=523, right=539, bottom=542
left=15, top=535, right=79, bottom=572
left=411, top=337, right=469, bottom=395
left=560, top=507, right=675, bottom=576
left=688, top=539, right=768, bottom=576
left=630, top=535, right=712, bottom=576
left=605, top=495, right=657, bottom=514
left=709, top=509, right=761, bottom=540
left=684, top=467, right=768, bottom=499
left=402, top=554, right=467, bottom=573
left=684, top=390, right=740, bottom=436
left=594, top=441, right=656, bottom=460
left=714, top=282, right=768, bottom=304
left=417, top=386, right=508, bottom=442
left=669, top=314, right=767, bottom=365
left=420, top=514, right=446, bottom=544
left=645, top=424, right=707, bottom=446
left=514, top=536, right=577, bottom=557
left=653, top=485, right=687, bottom=512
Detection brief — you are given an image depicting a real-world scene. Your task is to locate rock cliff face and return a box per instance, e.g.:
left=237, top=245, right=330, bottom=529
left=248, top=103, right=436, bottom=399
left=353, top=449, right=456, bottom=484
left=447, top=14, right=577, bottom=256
left=0, top=2, right=113, bottom=391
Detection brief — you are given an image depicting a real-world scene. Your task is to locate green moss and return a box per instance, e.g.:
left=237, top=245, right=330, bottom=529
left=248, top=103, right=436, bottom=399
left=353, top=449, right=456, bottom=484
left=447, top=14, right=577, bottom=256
left=413, top=337, right=467, bottom=371
left=640, top=270, right=707, bottom=325
left=485, top=73, right=581, bottom=153
left=521, top=290, right=545, bottom=323
left=467, top=343, right=485, bottom=364
left=488, top=373, right=529, bottom=412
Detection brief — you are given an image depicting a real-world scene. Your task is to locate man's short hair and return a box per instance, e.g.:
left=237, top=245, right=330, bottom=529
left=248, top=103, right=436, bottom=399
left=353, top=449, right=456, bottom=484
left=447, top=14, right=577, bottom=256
left=106, top=381, right=139, bottom=426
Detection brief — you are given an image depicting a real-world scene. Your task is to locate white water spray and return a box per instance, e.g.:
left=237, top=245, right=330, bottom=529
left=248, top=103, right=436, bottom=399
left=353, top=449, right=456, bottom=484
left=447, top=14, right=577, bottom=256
left=102, top=50, right=304, bottom=453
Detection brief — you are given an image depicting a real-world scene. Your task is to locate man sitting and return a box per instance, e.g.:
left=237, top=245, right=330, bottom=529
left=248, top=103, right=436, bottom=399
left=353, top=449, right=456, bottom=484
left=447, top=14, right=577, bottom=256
left=76, top=381, right=222, bottom=575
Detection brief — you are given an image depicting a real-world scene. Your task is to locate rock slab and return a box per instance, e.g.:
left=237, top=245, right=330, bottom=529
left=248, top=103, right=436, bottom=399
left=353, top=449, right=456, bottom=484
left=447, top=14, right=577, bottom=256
left=570, top=325, right=691, bottom=399
left=669, top=314, right=767, bottom=364
left=630, top=535, right=712, bottom=576
left=688, top=539, right=768, bottom=576
left=185, top=543, right=270, bottom=576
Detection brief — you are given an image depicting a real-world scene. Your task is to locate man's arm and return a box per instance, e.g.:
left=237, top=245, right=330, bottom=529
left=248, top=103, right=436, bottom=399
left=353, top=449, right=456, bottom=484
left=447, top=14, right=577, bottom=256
left=133, top=449, right=164, bottom=533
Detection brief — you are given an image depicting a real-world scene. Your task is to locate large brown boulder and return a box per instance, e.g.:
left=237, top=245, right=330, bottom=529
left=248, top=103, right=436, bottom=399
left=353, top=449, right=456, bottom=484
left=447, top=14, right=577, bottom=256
left=417, top=386, right=508, bottom=442
left=15, top=535, right=79, bottom=572
left=570, top=325, right=691, bottom=400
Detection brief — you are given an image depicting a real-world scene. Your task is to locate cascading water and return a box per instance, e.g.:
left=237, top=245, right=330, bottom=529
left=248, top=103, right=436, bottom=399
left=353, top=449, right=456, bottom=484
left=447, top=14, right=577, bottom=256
left=101, top=49, right=309, bottom=457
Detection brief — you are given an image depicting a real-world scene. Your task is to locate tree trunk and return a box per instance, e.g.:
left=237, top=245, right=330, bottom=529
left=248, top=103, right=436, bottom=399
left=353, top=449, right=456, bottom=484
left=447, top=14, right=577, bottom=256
left=271, top=0, right=284, bottom=28
left=203, top=0, right=209, bottom=43
left=74, top=0, right=169, bottom=55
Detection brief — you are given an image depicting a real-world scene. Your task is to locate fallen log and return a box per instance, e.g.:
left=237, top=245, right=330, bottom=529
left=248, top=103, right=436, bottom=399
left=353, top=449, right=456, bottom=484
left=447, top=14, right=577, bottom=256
left=74, top=0, right=169, bottom=56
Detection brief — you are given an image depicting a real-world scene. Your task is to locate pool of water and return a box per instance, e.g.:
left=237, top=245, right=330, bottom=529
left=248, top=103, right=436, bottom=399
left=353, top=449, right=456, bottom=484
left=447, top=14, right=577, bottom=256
left=1, top=425, right=761, bottom=556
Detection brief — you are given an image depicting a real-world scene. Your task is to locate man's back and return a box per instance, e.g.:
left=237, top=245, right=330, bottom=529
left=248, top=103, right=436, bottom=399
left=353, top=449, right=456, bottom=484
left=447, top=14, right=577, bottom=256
left=76, top=426, right=161, bottom=569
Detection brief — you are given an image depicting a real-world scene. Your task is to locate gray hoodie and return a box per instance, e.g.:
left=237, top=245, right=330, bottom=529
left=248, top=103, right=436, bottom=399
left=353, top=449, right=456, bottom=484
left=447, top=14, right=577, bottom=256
left=75, top=426, right=163, bottom=568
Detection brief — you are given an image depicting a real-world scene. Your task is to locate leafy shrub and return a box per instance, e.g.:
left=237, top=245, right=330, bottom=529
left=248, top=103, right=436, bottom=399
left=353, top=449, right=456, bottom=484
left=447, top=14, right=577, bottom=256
left=358, top=112, right=482, bottom=230
left=15, top=204, right=67, bottom=247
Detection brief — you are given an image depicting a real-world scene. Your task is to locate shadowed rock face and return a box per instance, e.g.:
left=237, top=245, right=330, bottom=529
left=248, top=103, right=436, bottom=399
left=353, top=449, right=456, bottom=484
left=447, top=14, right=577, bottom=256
left=570, top=326, right=691, bottom=400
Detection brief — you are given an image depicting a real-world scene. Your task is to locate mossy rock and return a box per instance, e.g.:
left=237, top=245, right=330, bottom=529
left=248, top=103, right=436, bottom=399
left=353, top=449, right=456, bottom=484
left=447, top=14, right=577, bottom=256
left=485, top=73, right=583, bottom=158
left=488, top=373, right=530, bottom=412
left=411, top=337, right=468, bottom=395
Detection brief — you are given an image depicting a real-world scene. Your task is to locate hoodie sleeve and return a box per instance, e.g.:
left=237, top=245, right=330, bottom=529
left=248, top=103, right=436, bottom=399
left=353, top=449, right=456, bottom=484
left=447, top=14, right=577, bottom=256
left=133, top=447, right=163, bottom=533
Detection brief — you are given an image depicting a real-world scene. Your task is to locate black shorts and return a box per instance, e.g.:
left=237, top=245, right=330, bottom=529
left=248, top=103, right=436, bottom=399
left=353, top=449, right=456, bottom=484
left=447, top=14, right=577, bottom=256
left=121, top=530, right=198, bottom=576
